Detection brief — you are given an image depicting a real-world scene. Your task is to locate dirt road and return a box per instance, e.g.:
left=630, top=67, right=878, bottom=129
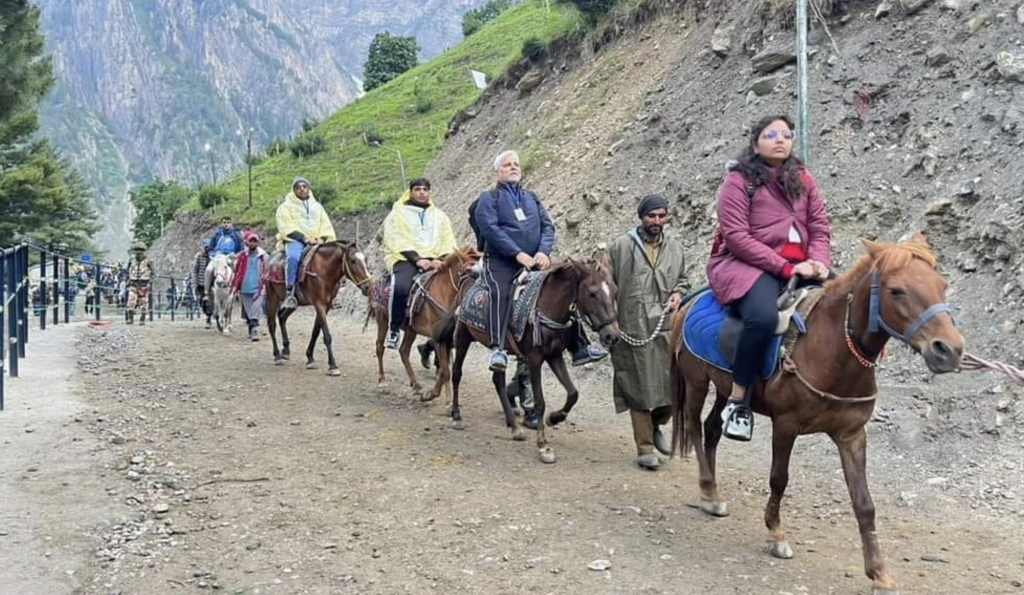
left=2, top=313, right=1022, bottom=595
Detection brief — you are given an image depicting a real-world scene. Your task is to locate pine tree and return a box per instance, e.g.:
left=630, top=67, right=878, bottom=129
left=0, top=1, right=54, bottom=125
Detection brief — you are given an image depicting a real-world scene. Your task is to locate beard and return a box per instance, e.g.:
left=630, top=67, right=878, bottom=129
left=642, top=224, right=662, bottom=237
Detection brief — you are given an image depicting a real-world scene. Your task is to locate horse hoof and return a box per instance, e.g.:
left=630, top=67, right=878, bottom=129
left=420, top=390, right=439, bottom=403
left=274, top=359, right=285, bottom=366
left=547, top=411, right=567, bottom=427
left=769, top=541, right=794, bottom=559
left=305, top=362, right=317, bottom=370
left=539, top=447, right=556, bottom=464
left=452, top=419, right=465, bottom=431
left=511, top=427, right=527, bottom=441
left=699, top=500, right=730, bottom=518
left=282, top=354, right=290, bottom=360
left=327, top=368, right=341, bottom=377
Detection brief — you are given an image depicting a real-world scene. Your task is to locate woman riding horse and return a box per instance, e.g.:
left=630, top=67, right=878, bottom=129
left=708, top=115, right=832, bottom=441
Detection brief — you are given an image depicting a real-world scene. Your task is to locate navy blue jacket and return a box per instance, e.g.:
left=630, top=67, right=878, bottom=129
left=473, top=183, right=555, bottom=261
left=209, top=228, right=244, bottom=255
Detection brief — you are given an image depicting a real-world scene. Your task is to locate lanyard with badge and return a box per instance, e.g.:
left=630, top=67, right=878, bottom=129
left=510, top=186, right=527, bottom=222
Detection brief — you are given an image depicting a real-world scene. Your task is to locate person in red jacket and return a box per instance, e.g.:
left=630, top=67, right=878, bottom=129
left=231, top=231, right=268, bottom=342
left=707, top=115, right=833, bottom=441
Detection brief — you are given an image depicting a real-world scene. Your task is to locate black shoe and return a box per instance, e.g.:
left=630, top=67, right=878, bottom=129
left=653, top=426, right=672, bottom=456
left=417, top=343, right=432, bottom=369
left=523, top=408, right=540, bottom=430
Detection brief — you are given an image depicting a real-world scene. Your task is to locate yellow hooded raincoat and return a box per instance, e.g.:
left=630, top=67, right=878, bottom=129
left=382, top=191, right=458, bottom=271
left=275, top=191, right=336, bottom=251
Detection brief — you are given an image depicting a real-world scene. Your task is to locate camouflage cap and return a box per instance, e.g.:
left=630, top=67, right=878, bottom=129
left=132, top=241, right=147, bottom=251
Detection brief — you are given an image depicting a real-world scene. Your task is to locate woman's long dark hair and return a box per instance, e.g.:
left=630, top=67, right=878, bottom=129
left=734, top=115, right=806, bottom=199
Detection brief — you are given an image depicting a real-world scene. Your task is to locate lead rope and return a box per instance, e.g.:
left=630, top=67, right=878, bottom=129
left=619, top=306, right=671, bottom=348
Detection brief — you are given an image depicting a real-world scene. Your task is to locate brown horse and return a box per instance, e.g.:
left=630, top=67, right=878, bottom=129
left=669, top=234, right=963, bottom=595
left=435, top=255, right=621, bottom=464
left=264, top=240, right=373, bottom=375
left=367, top=246, right=481, bottom=401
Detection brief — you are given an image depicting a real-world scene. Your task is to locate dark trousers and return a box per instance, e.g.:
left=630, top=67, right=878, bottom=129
left=732, top=273, right=784, bottom=389
left=389, top=261, right=418, bottom=333
left=483, top=256, right=520, bottom=349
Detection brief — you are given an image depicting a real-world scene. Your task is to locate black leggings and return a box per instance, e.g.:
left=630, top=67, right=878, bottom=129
left=389, top=261, right=418, bottom=332
left=732, top=273, right=784, bottom=389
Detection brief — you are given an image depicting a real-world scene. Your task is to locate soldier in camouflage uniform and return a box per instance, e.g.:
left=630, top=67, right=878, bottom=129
left=126, top=241, right=154, bottom=325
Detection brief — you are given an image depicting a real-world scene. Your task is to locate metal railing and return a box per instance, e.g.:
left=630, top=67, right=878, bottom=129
left=1, top=244, right=30, bottom=411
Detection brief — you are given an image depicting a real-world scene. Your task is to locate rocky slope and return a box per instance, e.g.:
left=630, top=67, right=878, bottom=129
left=35, top=0, right=486, bottom=254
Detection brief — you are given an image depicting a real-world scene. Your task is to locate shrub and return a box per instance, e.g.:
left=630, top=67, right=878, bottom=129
left=308, top=180, right=338, bottom=204
left=289, top=132, right=327, bottom=158
left=560, top=0, right=617, bottom=18
left=198, top=185, right=231, bottom=210
left=361, top=125, right=385, bottom=146
left=265, top=137, right=288, bottom=156
left=462, top=0, right=516, bottom=37
left=301, top=117, right=319, bottom=133
left=521, top=36, right=546, bottom=61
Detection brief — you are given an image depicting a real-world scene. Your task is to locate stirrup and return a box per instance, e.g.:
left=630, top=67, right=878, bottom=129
left=722, top=403, right=754, bottom=442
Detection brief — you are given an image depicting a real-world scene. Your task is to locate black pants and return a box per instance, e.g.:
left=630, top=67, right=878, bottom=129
left=732, top=273, right=784, bottom=389
left=483, top=256, right=520, bottom=349
left=389, top=261, right=418, bottom=333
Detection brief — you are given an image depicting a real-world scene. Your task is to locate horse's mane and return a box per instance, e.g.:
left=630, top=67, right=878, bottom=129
left=436, top=246, right=479, bottom=273
left=826, top=234, right=938, bottom=295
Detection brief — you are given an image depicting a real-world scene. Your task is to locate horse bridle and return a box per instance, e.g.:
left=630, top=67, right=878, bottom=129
left=845, top=270, right=954, bottom=365
left=339, top=247, right=372, bottom=288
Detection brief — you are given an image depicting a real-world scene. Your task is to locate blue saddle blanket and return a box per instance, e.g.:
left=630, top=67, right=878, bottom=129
left=682, top=290, right=782, bottom=379
left=459, top=271, right=548, bottom=342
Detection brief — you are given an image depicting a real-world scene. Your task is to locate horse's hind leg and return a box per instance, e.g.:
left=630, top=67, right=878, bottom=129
left=279, top=309, right=292, bottom=359
left=398, top=328, right=423, bottom=396
left=765, top=422, right=798, bottom=560
left=703, top=383, right=729, bottom=478
left=684, top=374, right=727, bottom=517
left=428, top=341, right=451, bottom=405
left=305, top=317, right=321, bottom=369
left=834, top=428, right=898, bottom=594
left=544, top=354, right=577, bottom=428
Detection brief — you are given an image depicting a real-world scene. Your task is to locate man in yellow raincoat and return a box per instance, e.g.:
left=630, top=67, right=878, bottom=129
left=381, top=177, right=458, bottom=349
left=276, top=177, right=336, bottom=309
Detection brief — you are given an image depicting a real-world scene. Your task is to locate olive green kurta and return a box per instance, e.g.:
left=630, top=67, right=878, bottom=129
left=608, top=228, right=687, bottom=413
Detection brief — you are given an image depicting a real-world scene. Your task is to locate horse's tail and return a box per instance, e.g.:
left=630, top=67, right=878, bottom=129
left=669, top=308, right=693, bottom=459
left=432, top=307, right=458, bottom=351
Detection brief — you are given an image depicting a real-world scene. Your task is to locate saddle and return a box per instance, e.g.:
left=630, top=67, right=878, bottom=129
left=682, top=285, right=825, bottom=379
left=265, top=244, right=322, bottom=285
left=458, top=270, right=550, bottom=344
left=371, top=270, right=438, bottom=319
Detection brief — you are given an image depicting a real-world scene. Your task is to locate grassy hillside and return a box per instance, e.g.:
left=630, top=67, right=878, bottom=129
left=200, top=0, right=583, bottom=230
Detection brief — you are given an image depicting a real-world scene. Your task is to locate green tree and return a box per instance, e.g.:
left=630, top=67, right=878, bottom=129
left=0, top=1, right=54, bottom=125
left=462, top=0, right=515, bottom=37
left=363, top=32, right=419, bottom=92
left=0, top=0, right=98, bottom=253
left=130, top=179, right=194, bottom=245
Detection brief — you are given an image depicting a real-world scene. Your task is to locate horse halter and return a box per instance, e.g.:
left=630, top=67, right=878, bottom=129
left=865, top=270, right=953, bottom=347
left=342, top=251, right=372, bottom=288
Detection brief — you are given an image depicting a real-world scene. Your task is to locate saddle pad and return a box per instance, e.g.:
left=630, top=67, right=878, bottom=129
left=371, top=273, right=391, bottom=312
left=372, top=271, right=435, bottom=317
left=682, top=290, right=782, bottom=379
left=264, top=253, right=286, bottom=284
left=457, top=271, right=548, bottom=341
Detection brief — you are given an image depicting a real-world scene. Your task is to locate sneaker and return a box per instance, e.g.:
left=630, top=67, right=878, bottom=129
left=488, top=349, right=509, bottom=372
left=721, top=401, right=754, bottom=442
left=205, top=320, right=212, bottom=330
left=523, top=408, right=540, bottom=430
left=635, top=452, right=661, bottom=471
left=653, top=425, right=672, bottom=456
left=571, top=345, right=608, bottom=366
left=249, top=327, right=259, bottom=342
left=384, top=330, right=400, bottom=350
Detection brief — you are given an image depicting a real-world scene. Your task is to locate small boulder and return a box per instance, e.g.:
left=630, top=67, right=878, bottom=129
left=997, top=51, right=1024, bottom=83
left=750, top=76, right=778, bottom=96
left=876, top=1, right=893, bottom=18
left=752, top=46, right=796, bottom=74
left=926, top=46, right=951, bottom=67
left=711, top=26, right=732, bottom=56
left=516, top=70, right=545, bottom=94
left=901, top=0, right=936, bottom=16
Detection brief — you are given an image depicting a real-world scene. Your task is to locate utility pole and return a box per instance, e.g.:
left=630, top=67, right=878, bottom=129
left=371, top=141, right=406, bottom=188
left=796, top=0, right=810, bottom=163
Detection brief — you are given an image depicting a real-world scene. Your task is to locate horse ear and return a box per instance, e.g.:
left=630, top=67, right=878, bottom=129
left=861, top=238, right=885, bottom=259
left=908, top=232, right=930, bottom=249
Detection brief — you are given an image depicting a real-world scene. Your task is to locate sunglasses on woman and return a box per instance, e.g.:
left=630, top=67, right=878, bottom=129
left=763, top=129, right=796, bottom=140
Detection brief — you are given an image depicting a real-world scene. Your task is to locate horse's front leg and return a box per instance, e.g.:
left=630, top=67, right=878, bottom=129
left=493, top=368, right=524, bottom=442
left=279, top=309, right=292, bottom=359
left=398, top=328, right=423, bottom=397
left=315, top=304, right=339, bottom=376
left=528, top=354, right=555, bottom=464
left=305, top=317, right=321, bottom=369
left=449, top=324, right=473, bottom=430
left=544, top=353, right=578, bottom=427
left=765, top=423, right=798, bottom=560
left=375, top=312, right=388, bottom=388
left=835, top=428, right=898, bottom=595
left=429, top=341, right=451, bottom=406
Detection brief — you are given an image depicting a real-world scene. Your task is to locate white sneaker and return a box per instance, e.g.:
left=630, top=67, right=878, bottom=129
left=384, top=330, right=400, bottom=350
left=721, top=401, right=753, bottom=442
